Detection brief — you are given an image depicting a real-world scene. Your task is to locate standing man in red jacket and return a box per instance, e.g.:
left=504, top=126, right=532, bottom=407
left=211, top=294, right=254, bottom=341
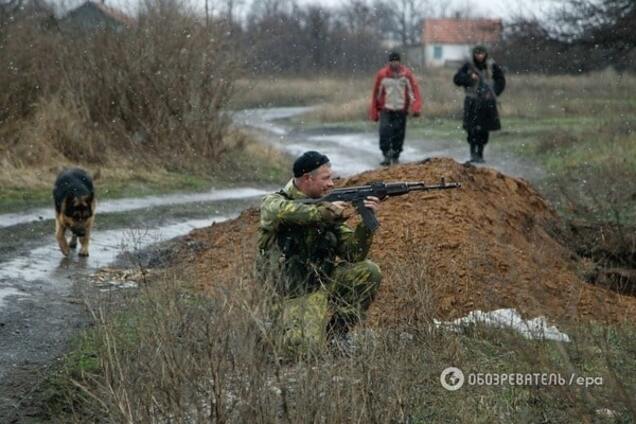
left=369, top=51, right=422, bottom=166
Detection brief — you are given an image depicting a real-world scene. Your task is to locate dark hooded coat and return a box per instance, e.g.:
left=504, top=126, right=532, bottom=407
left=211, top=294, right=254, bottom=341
left=453, top=58, right=506, bottom=132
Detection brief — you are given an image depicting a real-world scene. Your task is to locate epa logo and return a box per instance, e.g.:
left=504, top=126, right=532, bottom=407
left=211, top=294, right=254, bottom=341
left=440, top=367, right=465, bottom=391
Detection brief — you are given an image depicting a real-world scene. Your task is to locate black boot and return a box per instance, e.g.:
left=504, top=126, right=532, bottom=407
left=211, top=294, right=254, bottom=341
left=476, top=144, right=485, bottom=163
left=380, top=149, right=393, bottom=166
left=327, top=316, right=356, bottom=357
left=469, top=144, right=478, bottom=162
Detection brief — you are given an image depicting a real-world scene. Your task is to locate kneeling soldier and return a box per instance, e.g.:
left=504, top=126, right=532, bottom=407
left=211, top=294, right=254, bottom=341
left=258, top=151, right=382, bottom=354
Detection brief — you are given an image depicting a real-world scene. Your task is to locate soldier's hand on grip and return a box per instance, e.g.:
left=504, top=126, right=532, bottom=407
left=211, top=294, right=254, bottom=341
left=320, top=201, right=350, bottom=222
left=362, top=196, right=381, bottom=213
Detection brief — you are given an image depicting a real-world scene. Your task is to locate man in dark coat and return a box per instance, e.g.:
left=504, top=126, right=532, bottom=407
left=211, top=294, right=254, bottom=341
left=453, top=45, right=506, bottom=163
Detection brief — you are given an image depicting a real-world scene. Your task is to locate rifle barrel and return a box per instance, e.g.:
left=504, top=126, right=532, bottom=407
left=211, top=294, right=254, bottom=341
left=405, top=181, right=461, bottom=191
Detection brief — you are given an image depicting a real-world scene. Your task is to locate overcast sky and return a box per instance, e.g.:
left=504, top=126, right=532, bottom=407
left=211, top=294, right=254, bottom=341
left=473, top=0, right=558, bottom=20
left=61, top=0, right=557, bottom=22
left=297, top=0, right=556, bottom=21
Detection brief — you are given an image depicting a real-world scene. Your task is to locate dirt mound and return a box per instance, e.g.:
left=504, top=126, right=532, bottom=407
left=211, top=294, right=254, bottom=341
left=175, top=158, right=636, bottom=325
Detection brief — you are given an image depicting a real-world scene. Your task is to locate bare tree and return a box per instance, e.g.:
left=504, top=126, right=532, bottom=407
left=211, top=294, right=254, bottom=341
left=248, top=0, right=296, bottom=19
left=371, top=0, right=425, bottom=47
left=556, top=0, right=635, bottom=50
left=497, top=0, right=635, bottom=72
left=0, top=0, right=22, bottom=13
left=342, top=0, right=375, bottom=34
left=304, top=6, right=330, bottom=69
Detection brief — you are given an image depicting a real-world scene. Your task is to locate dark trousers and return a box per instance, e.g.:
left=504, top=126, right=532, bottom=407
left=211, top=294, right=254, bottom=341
left=467, top=129, right=489, bottom=159
left=379, top=110, right=407, bottom=159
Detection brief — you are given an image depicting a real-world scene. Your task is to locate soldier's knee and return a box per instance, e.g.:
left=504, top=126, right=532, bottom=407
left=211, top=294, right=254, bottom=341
left=362, top=260, right=382, bottom=285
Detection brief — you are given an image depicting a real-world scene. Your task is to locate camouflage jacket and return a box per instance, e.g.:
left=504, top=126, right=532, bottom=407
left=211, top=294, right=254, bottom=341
left=258, top=179, right=374, bottom=296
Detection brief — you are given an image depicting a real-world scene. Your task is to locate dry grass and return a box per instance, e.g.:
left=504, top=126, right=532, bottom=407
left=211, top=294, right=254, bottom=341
left=52, top=248, right=636, bottom=423
left=236, top=68, right=636, bottom=124
left=230, top=76, right=372, bottom=109
left=0, top=1, right=240, bottom=181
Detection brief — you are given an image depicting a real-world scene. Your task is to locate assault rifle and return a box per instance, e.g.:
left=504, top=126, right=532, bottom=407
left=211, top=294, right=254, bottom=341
left=300, top=180, right=461, bottom=232
left=468, top=64, right=496, bottom=101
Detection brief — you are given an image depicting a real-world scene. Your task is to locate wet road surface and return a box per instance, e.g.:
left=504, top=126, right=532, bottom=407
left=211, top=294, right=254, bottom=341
left=0, top=186, right=266, bottom=419
left=233, top=107, right=544, bottom=181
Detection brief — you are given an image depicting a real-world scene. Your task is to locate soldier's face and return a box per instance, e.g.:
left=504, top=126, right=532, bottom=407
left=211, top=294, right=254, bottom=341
left=304, top=164, right=334, bottom=198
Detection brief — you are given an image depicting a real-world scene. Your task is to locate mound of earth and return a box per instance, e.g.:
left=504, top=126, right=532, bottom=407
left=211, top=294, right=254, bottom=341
left=174, top=158, right=636, bottom=325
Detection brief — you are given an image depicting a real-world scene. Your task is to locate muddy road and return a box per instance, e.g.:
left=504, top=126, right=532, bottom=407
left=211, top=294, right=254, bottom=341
left=0, top=187, right=267, bottom=420
left=0, top=108, right=542, bottom=421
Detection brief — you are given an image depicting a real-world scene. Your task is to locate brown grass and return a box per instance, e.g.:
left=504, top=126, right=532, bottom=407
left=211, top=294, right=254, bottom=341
left=0, top=1, right=240, bottom=178
left=55, top=249, right=636, bottom=422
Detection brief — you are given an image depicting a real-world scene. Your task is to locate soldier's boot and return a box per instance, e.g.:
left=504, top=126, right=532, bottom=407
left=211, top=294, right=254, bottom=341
left=327, top=316, right=356, bottom=357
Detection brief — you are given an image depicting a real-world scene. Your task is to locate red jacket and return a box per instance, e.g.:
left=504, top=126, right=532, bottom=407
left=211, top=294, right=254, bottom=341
left=369, top=64, right=422, bottom=121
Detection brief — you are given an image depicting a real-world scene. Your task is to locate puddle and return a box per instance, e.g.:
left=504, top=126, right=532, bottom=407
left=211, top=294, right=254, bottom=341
left=0, top=215, right=232, bottom=286
left=0, top=287, right=29, bottom=308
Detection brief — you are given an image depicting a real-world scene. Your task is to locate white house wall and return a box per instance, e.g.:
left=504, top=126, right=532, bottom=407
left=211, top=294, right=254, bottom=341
left=425, top=44, right=473, bottom=67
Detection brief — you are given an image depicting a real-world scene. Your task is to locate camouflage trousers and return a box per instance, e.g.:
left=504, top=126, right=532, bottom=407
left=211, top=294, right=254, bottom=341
left=276, top=259, right=381, bottom=354
left=327, top=259, right=382, bottom=326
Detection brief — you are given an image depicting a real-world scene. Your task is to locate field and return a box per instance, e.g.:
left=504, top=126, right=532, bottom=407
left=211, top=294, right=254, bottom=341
left=233, top=69, right=636, bottom=224
left=12, top=70, right=636, bottom=422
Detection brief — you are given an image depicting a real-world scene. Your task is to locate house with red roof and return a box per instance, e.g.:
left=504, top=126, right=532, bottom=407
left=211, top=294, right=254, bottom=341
left=419, top=18, right=503, bottom=67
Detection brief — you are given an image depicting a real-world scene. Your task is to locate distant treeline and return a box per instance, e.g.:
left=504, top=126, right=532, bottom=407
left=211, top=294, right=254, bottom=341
left=495, top=0, right=635, bottom=73
left=2, top=0, right=633, bottom=79
left=236, top=0, right=635, bottom=74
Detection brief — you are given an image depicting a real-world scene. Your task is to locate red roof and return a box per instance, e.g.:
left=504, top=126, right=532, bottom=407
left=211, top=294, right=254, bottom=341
left=422, top=18, right=502, bottom=45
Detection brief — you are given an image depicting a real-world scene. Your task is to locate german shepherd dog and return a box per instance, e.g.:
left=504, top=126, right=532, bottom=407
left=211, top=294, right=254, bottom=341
left=53, top=168, right=96, bottom=257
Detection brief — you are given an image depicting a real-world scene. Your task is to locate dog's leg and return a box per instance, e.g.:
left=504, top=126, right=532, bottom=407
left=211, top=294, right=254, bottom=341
left=55, top=217, right=70, bottom=256
left=79, top=217, right=94, bottom=257
left=78, top=236, right=90, bottom=257
left=69, top=234, right=78, bottom=249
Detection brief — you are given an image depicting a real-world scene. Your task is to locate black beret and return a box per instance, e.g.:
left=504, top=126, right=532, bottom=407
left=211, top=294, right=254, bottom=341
left=293, top=151, right=330, bottom=177
left=388, top=51, right=401, bottom=62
